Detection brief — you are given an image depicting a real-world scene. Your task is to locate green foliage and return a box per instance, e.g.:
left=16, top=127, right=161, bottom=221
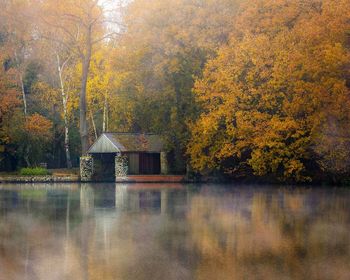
left=23, top=61, right=41, bottom=95
left=19, top=167, right=51, bottom=176
left=19, top=190, right=47, bottom=199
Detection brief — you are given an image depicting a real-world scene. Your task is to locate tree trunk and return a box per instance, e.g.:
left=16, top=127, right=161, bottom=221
left=90, top=110, right=98, bottom=140
left=173, top=79, right=185, bottom=172
left=57, top=54, right=72, bottom=169
left=19, top=74, right=27, bottom=116
left=106, top=105, right=109, bottom=132
left=102, top=96, right=108, bottom=132
left=24, top=145, right=31, bottom=167
left=79, top=27, right=92, bottom=155
left=64, top=117, right=72, bottom=168
left=14, top=51, right=27, bottom=116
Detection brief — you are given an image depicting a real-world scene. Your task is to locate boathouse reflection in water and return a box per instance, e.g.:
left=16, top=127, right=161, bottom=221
left=80, top=184, right=187, bottom=215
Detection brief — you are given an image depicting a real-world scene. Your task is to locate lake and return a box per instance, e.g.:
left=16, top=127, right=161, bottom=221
left=0, top=183, right=349, bottom=280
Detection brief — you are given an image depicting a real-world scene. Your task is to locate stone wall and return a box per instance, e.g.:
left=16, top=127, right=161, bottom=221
left=115, top=155, right=128, bottom=179
left=80, top=156, right=94, bottom=181
left=0, top=175, right=79, bottom=183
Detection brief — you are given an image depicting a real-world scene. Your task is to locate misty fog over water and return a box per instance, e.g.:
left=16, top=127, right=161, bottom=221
left=0, top=183, right=349, bottom=280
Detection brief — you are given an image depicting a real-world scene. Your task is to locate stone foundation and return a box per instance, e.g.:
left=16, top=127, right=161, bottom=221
left=115, top=154, right=128, bottom=179
left=80, top=156, right=94, bottom=181
left=0, top=175, right=79, bottom=183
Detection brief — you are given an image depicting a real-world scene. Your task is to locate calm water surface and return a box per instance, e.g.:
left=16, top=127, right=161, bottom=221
left=0, top=183, right=349, bottom=280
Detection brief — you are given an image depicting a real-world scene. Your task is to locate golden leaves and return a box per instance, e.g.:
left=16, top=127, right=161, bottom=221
left=187, top=0, right=350, bottom=181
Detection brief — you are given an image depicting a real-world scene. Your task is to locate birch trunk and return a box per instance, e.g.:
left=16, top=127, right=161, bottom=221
left=102, top=97, right=108, bottom=132
left=79, top=27, right=92, bottom=155
left=57, top=54, right=72, bottom=169
left=106, top=106, right=109, bottom=132
left=90, top=111, right=98, bottom=140
left=14, top=51, right=27, bottom=115
left=19, top=74, right=27, bottom=116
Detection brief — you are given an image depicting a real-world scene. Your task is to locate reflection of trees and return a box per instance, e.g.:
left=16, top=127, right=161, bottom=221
left=1, top=185, right=348, bottom=280
left=80, top=184, right=95, bottom=216
left=188, top=190, right=350, bottom=280
left=0, top=184, right=191, bottom=280
left=115, top=184, right=186, bottom=215
left=0, top=211, right=85, bottom=279
left=0, top=185, right=82, bottom=279
left=74, top=185, right=191, bottom=280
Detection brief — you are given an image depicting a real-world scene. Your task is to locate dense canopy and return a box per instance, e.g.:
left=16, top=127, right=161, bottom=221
left=0, top=0, right=349, bottom=183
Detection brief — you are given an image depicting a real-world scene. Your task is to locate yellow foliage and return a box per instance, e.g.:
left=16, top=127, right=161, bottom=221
left=188, top=0, right=350, bottom=181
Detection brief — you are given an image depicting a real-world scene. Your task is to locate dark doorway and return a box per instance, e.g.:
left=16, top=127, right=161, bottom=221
left=93, top=153, right=115, bottom=181
left=139, top=153, right=161, bottom=175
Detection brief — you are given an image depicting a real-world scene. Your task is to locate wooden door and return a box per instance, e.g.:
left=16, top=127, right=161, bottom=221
left=128, top=153, right=140, bottom=174
left=139, top=153, right=161, bottom=174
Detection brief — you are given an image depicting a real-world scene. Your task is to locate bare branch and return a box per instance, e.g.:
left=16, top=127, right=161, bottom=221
left=40, top=34, right=80, bottom=56
left=39, top=15, right=80, bottom=43
left=92, top=31, right=121, bottom=45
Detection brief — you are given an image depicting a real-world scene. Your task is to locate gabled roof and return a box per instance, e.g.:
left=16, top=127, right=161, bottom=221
left=88, top=133, right=164, bottom=154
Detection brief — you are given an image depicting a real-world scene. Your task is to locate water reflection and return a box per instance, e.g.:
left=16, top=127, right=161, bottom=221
left=0, top=184, right=349, bottom=280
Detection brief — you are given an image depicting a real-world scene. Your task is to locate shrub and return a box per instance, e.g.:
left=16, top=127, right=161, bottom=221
left=19, top=167, right=51, bottom=176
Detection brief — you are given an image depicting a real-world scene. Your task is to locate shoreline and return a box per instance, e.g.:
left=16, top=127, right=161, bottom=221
left=0, top=175, right=348, bottom=187
left=0, top=174, right=189, bottom=184
left=0, top=175, right=80, bottom=183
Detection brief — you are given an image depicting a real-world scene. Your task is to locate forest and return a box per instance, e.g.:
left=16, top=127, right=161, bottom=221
left=0, top=0, right=349, bottom=183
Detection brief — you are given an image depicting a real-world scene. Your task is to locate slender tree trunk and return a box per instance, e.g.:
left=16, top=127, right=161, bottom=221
left=79, top=26, right=92, bottom=155
left=14, top=51, right=27, bottom=116
left=102, top=97, right=108, bottom=132
left=80, top=55, right=90, bottom=155
left=106, top=106, right=109, bottom=132
left=19, top=74, right=27, bottom=116
left=102, top=102, right=106, bottom=133
left=57, top=54, right=72, bottom=169
left=173, top=80, right=184, bottom=172
left=90, top=111, right=98, bottom=140
left=63, top=116, right=72, bottom=168
left=24, top=145, right=30, bottom=167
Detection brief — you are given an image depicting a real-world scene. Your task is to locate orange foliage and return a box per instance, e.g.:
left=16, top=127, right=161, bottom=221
left=188, top=0, right=350, bottom=181
left=24, top=114, right=52, bottom=140
left=0, top=52, right=22, bottom=143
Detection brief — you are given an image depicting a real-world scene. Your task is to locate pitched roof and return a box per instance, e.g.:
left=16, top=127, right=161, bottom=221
left=88, top=133, right=164, bottom=154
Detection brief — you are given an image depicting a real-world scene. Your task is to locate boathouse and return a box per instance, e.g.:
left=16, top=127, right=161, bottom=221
left=80, top=133, right=169, bottom=181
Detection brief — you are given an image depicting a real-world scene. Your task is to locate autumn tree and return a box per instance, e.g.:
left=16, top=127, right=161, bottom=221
left=20, top=113, right=53, bottom=166
left=0, top=34, right=22, bottom=145
left=1, top=0, right=41, bottom=116
left=0, top=33, right=53, bottom=167
left=37, top=0, right=121, bottom=155
left=188, top=0, right=350, bottom=182
left=86, top=48, right=120, bottom=137
left=111, top=0, right=240, bottom=172
left=29, top=37, right=79, bottom=168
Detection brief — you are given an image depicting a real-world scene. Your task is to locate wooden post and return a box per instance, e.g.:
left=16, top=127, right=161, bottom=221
left=160, top=152, right=169, bottom=175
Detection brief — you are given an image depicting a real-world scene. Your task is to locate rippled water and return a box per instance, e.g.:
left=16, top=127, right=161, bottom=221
left=0, top=183, right=349, bottom=280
